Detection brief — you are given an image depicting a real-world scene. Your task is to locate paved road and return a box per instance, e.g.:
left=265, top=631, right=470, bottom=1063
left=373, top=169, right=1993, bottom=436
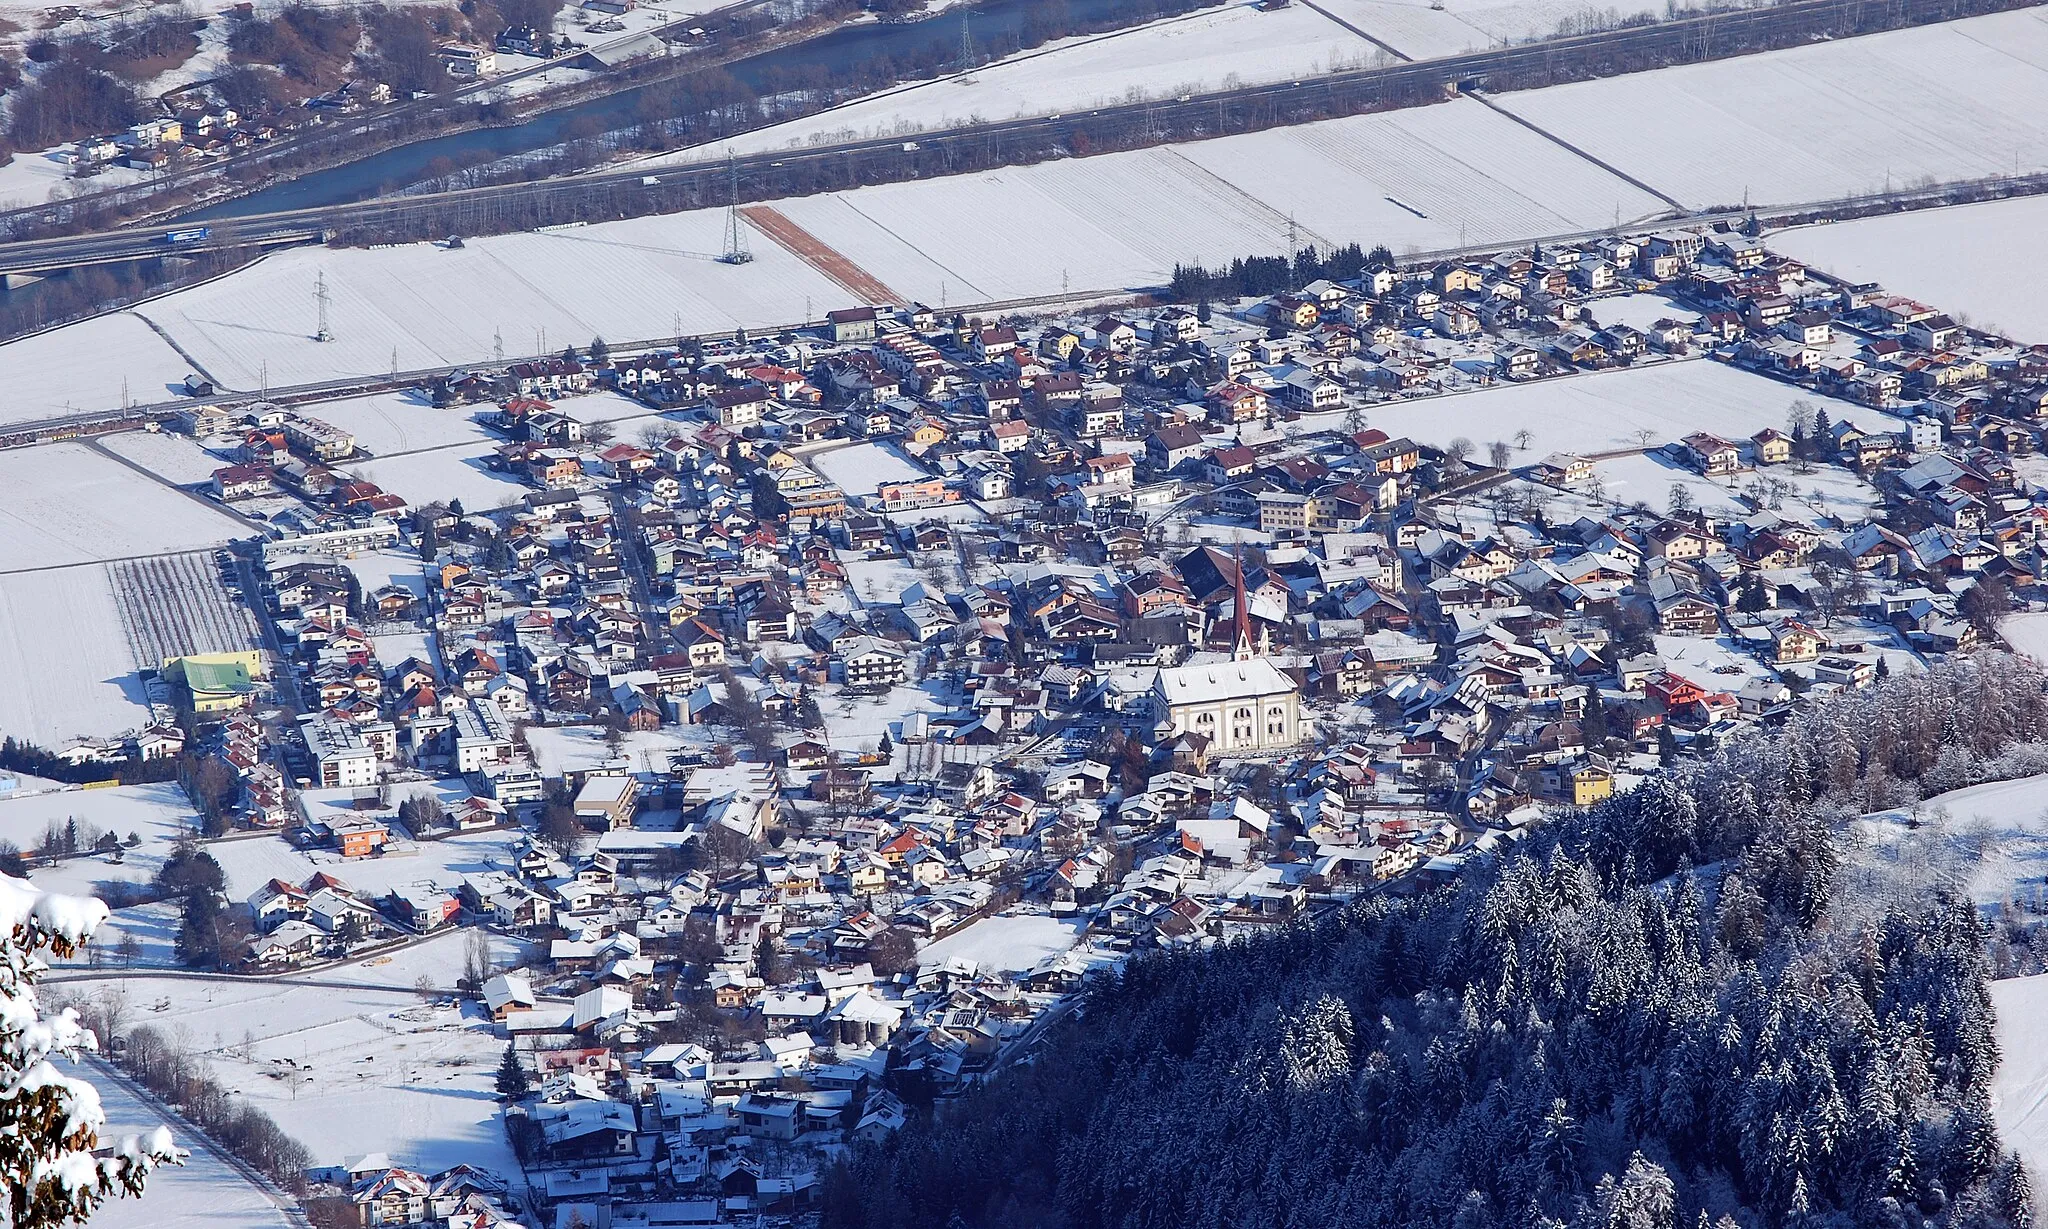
left=0, top=0, right=1957, bottom=278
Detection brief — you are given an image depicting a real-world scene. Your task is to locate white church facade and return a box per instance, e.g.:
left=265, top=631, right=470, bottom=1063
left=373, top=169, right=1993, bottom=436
left=1151, top=657, right=1305, bottom=753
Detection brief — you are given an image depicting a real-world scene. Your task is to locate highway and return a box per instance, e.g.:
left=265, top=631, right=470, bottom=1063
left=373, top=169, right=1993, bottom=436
left=0, top=0, right=1976, bottom=278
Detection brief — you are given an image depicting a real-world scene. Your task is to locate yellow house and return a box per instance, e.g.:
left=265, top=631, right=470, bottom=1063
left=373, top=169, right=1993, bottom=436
left=905, top=418, right=949, bottom=448
left=1771, top=620, right=1822, bottom=663
left=1041, top=331, right=1080, bottom=360
left=1570, top=763, right=1614, bottom=807
left=847, top=856, right=889, bottom=894
left=1751, top=429, right=1793, bottom=465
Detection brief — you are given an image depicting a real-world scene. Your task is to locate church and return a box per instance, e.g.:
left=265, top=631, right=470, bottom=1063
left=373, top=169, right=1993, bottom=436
left=1150, top=556, right=1304, bottom=753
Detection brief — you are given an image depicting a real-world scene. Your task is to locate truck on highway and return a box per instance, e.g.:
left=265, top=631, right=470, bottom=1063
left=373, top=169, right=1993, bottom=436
left=161, top=227, right=212, bottom=245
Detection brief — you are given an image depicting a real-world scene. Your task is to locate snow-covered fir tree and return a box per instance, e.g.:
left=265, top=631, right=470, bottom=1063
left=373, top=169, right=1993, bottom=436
left=0, top=874, right=178, bottom=1226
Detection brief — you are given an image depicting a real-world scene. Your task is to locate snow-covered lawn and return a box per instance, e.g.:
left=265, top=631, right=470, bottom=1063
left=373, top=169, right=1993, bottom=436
left=525, top=724, right=702, bottom=777
left=840, top=554, right=922, bottom=606
left=0, top=146, right=150, bottom=211
left=816, top=682, right=950, bottom=749
left=1498, top=6, right=2048, bottom=210
left=98, top=430, right=232, bottom=486
left=811, top=441, right=927, bottom=496
left=1583, top=293, right=1696, bottom=332
left=1653, top=634, right=1778, bottom=691
left=1773, top=195, right=2048, bottom=345
left=1594, top=450, right=1746, bottom=516
left=0, top=444, right=242, bottom=572
left=1363, top=359, right=1898, bottom=459
left=916, top=911, right=1086, bottom=973
left=0, top=782, right=199, bottom=896
left=0, top=564, right=156, bottom=744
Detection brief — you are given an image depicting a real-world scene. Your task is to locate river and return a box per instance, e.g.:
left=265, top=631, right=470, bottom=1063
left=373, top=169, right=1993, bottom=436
left=191, top=0, right=1141, bottom=219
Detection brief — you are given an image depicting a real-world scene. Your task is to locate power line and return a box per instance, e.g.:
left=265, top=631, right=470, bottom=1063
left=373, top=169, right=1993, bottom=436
left=720, top=152, right=753, bottom=266
left=313, top=270, right=334, bottom=343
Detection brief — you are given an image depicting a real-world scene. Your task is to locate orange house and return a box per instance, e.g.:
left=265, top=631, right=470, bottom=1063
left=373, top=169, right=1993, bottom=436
left=335, top=818, right=389, bottom=859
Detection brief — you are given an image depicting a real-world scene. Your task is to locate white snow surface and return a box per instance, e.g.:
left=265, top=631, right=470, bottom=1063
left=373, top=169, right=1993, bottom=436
left=0, top=444, right=242, bottom=573
left=1498, top=7, right=2048, bottom=210
left=695, top=1, right=1382, bottom=156
left=916, top=911, right=1086, bottom=972
left=0, top=566, right=154, bottom=745
left=1773, top=195, right=2048, bottom=345
left=810, top=441, right=927, bottom=495
left=1853, top=773, right=2048, bottom=907
left=2001, top=612, right=2048, bottom=664
left=1362, top=359, right=1897, bottom=458
left=0, top=313, right=193, bottom=430
left=1991, top=972, right=2048, bottom=1192
left=80, top=1058, right=288, bottom=1229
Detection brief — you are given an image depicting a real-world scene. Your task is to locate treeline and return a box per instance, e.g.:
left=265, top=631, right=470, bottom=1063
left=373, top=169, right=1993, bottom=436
left=823, top=655, right=2048, bottom=1229
left=111, top=1024, right=312, bottom=1190
left=0, top=736, right=180, bottom=787
left=1168, top=241, right=1395, bottom=303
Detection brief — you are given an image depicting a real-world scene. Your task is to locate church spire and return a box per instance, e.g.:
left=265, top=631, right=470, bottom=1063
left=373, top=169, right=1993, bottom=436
left=1232, top=547, right=1255, bottom=661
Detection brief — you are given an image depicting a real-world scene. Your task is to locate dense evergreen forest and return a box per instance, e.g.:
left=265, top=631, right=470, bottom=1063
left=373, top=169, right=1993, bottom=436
left=825, top=656, right=2048, bottom=1229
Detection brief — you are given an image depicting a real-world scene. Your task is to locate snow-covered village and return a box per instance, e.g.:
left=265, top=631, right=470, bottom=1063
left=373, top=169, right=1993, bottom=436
left=10, top=0, right=2048, bottom=1226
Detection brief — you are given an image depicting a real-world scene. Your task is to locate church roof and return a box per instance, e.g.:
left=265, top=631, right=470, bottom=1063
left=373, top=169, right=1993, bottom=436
left=1154, top=658, right=1297, bottom=706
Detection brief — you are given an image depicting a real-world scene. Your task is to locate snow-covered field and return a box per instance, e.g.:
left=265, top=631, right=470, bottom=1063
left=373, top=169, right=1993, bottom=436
left=0, top=312, right=194, bottom=429
left=1316, top=0, right=1661, bottom=57
left=82, top=1057, right=292, bottom=1229
left=1774, top=195, right=2048, bottom=344
left=141, top=222, right=851, bottom=390
left=346, top=441, right=534, bottom=510
left=305, top=392, right=498, bottom=457
left=696, top=1, right=1381, bottom=156
left=0, top=147, right=150, bottom=211
left=811, top=441, right=926, bottom=496
left=1498, top=6, right=2048, bottom=210
left=0, top=564, right=155, bottom=744
left=916, top=911, right=1086, bottom=972
left=0, top=783, right=198, bottom=898
left=0, top=444, right=242, bottom=572
left=54, top=938, right=522, bottom=1175
left=1362, top=359, right=1893, bottom=458
left=2002, top=612, right=2048, bottom=664
left=7, top=94, right=1670, bottom=407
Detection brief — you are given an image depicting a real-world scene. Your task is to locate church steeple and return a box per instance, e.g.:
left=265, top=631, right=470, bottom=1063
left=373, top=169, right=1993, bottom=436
left=1232, top=548, right=1255, bottom=661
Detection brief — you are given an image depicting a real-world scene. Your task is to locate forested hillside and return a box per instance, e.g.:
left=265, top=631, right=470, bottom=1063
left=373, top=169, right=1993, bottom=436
left=825, top=656, right=2048, bottom=1229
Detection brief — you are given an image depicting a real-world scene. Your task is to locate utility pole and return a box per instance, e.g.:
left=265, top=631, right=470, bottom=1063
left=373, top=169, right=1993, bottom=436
left=493, top=327, right=504, bottom=362
left=958, top=10, right=975, bottom=72
left=720, top=152, right=753, bottom=265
